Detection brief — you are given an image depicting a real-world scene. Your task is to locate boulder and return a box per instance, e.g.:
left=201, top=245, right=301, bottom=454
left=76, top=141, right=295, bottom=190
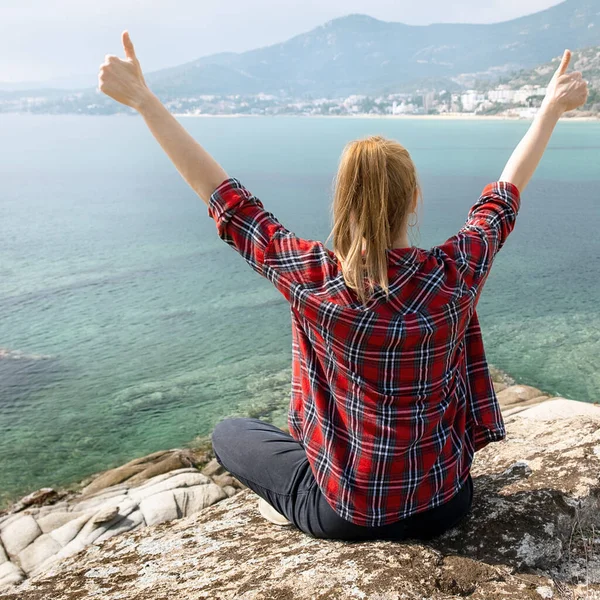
left=201, top=458, right=225, bottom=478
left=172, top=484, right=227, bottom=517
left=0, top=516, right=41, bottom=558
left=93, top=510, right=145, bottom=545
left=493, top=381, right=508, bottom=393
left=210, top=473, right=237, bottom=488
left=139, top=490, right=179, bottom=526
left=0, top=460, right=236, bottom=593
left=49, top=514, right=90, bottom=548
left=0, top=563, right=24, bottom=588
left=222, top=485, right=238, bottom=498
left=3, top=408, right=600, bottom=599
left=17, top=534, right=62, bottom=575
left=81, top=450, right=196, bottom=496
left=128, top=472, right=211, bottom=504
left=516, top=398, right=600, bottom=420
left=496, top=385, right=546, bottom=407
left=91, top=506, right=120, bottom=526
left=12, top=489, right=58, bottom=512
left=501, top=395, right=551, bottom=418
left=37, top=512, right=82, bottom=534
left=73, top=494, right=129, bottom=516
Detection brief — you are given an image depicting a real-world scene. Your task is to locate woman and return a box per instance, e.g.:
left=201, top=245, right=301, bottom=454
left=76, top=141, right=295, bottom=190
left=99, top=33, right=588, bottom=541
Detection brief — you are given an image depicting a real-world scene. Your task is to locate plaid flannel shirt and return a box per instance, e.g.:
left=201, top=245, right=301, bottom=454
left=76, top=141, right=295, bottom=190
left=208, top=176, right=520, bottom=527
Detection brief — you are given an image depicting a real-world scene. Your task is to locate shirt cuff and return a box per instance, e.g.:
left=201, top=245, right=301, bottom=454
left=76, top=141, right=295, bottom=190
left=207, top=177, right=251, bottom=223
left=481, top=180, right=522, bottom=215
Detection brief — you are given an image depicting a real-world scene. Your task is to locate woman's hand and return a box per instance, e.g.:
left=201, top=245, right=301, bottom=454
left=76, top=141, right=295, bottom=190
left=98, top=31, right=152, bottom=111
left=498, top=48, right=589, bottom=193
left=542, top=49, right=589, bottom=114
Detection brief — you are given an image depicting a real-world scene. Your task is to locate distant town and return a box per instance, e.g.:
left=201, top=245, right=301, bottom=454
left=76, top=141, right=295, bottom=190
left=162, top=85, right=552, bottom=118
left=2, top=82, right=599, bottom=118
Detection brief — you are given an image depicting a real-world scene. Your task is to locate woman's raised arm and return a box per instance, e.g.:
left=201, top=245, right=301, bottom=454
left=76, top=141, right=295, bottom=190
left=499, top=49, right=588, bottom=194
left=98, top=31, right=228, bottom=204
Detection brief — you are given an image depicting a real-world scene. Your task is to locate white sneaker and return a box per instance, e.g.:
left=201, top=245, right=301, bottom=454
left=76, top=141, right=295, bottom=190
left=257, top=497, right=292, bottom=526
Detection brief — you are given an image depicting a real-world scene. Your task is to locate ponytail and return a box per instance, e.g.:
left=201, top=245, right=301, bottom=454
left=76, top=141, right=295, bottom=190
left=326, top=135, right=420, bottom=306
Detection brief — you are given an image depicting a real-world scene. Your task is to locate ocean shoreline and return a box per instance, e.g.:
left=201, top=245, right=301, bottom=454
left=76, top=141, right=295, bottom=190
left=0, top=364, right=517, bottom=511
left=2, top=111, right=598, bottom=122
left=172, top=112, right=600, bottom=122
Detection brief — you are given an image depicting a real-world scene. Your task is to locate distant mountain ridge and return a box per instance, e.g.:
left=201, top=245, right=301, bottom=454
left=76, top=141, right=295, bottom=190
left=144, top=0, right=600, bottom=97
left=504, top=44, right=600, bottom=89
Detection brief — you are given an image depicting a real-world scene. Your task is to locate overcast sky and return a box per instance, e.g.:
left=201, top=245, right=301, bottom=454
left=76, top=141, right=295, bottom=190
left=0, top=0, right=564, bottom=83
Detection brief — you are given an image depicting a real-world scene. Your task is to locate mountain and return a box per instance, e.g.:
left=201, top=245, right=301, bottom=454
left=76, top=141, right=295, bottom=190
left=0, top=74, right=95, bottom=92
left=502, top=44, right=600, bottom=90
left=144, top=0, right=600, bottom=97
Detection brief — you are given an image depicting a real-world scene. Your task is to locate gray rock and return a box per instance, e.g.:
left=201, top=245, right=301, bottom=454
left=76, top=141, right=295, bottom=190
left=78, top=486, right=130, bottom=504
left=17, top=534, right=62, bottom=575
left=4, top=408, right=600, bottom=599
left=36, top=501, right=69, bottom=517
left=496, top=384, right=546, bottom=407
left=0, top=515, right=42, bottom=557
left=0, top=562, right=25, bottom=588
left=501, top=460, right=532, bottom=478
left=49, top=514, right=90, bottom=547
left=517, top=398, right=600, bottom=420
left=16, top=488, right=58, bottom=509
left=501, top=395, right=551, bottom=418
left=75, top=501, right=137, bottom=548
left=201, top=458, right=225, bottom=478
left=128, top=472, right=210, bottom=504
left=91, top=506, right=120, bottom=525
left=222, top=485, right=238, bottom=498
left=74, top=494, right=128, bottom=514
left=0, top=513, right=28, bottom=532
left=37, top=511, right=82, bottom=534
left=80, top=500, right=139, bottom=547
left=139, top=490, right=179, bottom=526
left=172, top=484, right=227, bottom=517
left=127, top=467, right=201, bottom=490
left=93, top=510, right=145, bottom=544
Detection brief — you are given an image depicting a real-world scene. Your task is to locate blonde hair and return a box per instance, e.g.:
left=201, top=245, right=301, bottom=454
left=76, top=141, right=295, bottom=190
left=325, top=135, right=422, bottom=306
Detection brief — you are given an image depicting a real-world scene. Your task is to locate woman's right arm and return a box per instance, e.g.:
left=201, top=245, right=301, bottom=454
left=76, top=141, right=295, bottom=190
left=438, top=50, right=587, bottom=297
left=499, top=49, right=588, bottom=193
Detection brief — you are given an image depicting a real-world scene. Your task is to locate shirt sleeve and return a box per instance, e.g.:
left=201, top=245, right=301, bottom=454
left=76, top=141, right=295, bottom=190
left=437, top=181, right=521, bottom=293
left=207, top=177, right=335, bottom=305
left=463, top=312, right=507, bottom=453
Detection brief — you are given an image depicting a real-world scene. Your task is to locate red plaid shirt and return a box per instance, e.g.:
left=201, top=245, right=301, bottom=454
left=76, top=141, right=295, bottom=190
left=208, top=177, right=520, bottom=527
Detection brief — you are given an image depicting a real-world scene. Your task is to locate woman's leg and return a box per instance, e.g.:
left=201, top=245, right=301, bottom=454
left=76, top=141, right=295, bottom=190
left=210, top=417, right=320, bottom=530
left=211, top=417, right=473, bottom=541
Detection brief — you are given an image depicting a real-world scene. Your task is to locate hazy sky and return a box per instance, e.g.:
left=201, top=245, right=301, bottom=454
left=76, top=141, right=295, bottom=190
left=0, top=0, right=564, bottom=83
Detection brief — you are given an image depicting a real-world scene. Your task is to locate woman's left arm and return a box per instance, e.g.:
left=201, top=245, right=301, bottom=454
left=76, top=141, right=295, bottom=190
left=98, top=31, right=228, bottom=203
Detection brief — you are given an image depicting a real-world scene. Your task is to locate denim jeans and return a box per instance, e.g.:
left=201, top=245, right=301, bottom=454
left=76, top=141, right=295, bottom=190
left=211, top=417, right=473, bottom=541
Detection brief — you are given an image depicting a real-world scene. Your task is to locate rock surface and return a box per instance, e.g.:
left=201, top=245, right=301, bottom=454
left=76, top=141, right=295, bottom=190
left=1, top=386, right=600, bottom=599
left=0, top=450, right=243, bottom=590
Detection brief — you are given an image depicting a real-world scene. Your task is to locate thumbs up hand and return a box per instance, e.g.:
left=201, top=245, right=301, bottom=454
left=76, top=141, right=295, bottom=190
left=98, top=31, right=151, bottom=110
left=543, top=49, right=588, bottom=114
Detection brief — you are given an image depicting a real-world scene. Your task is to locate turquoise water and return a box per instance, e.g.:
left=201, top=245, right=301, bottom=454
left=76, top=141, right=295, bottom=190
left=1, top=114, right=599, bottom=504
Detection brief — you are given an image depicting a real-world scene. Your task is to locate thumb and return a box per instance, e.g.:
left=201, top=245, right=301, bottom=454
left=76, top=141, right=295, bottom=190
left=555, top=49, right=571, bottom=77
left=122, top=30, right=138, bottom=62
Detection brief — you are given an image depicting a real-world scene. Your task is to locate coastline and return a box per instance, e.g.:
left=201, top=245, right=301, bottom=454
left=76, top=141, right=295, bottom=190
left=2, top=366, right=599, bottom=593
left=172, top=112, right=600, bottom=122
left=0, top=364, right=525, bottom=512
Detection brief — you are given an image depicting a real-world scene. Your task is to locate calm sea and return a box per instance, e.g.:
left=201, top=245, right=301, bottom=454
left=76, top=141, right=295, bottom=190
left=1, top=114, right=599, bottom=504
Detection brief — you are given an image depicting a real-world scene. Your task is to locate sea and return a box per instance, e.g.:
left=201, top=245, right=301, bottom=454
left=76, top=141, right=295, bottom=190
left=1, top=113, right=599, bottom=505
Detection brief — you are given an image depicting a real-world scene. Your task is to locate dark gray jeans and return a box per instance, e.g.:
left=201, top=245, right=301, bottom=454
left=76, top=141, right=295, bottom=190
left=211, top=417, right=473, bottom=541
